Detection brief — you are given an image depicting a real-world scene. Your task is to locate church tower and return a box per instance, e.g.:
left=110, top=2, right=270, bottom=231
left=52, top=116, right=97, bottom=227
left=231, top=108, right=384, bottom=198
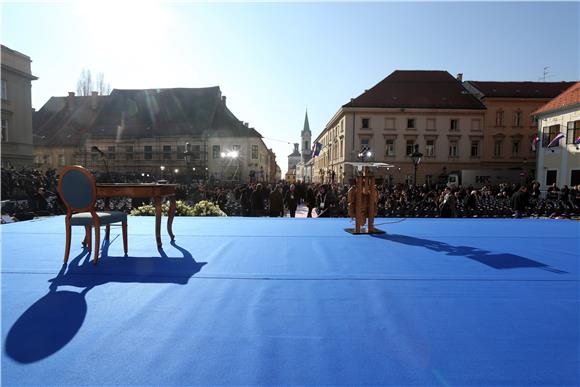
left=301, top=109, right=312, bottom=162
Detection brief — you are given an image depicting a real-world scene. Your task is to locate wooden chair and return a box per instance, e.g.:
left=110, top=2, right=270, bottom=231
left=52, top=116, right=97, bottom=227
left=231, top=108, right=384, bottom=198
left=57, top=165, right=128, bottom=264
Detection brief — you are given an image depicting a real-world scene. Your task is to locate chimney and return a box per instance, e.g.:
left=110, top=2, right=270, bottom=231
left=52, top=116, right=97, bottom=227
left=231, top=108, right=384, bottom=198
left=244, top=122, right=249, bottom=127
left=67, top=92, right=75, bottom=109
left=90, top=91, right=98, bottom=110
left=221, top=95, right=226, bottom=105
left=456, top=73, right=463, bottom=82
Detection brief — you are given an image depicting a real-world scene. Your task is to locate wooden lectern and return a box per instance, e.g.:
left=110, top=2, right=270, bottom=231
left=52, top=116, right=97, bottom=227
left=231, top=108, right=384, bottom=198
left=344, top=162, right=392, bottom=235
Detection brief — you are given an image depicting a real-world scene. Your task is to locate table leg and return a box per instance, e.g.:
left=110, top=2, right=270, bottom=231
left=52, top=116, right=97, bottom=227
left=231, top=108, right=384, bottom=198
left=154, top=196, right=162, bottom=247
left=167, top=196, right=176, bottom=241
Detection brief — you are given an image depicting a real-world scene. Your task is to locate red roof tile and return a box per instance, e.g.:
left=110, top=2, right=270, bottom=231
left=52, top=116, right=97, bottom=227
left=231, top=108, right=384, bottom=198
left=533, top=82, right=580, bottom=115
left=343, top=70, right=486, bottom=110
left=468, top=81, right=575, bottom=99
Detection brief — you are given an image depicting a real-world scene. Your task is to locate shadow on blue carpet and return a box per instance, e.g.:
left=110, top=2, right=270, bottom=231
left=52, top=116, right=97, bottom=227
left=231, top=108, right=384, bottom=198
left=371, top=233, right=567, bottom=273
left=5, top=240, right=206, bottom=364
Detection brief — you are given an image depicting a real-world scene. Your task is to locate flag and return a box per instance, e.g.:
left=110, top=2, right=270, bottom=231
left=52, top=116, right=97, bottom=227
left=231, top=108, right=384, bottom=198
left=575, top=135, right=580, bottom=145
left=547, top=133, right=565, bottom=148
left=311, top=142, right=322, bottom=157
left=531, top=136, right=539, bottom=152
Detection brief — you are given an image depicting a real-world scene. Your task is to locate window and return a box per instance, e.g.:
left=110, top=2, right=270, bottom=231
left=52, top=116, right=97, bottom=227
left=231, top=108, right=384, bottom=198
left=163, top=145, right=172, bottom=160
left=571, top=170, right=580, bottom=186
left=494, top=140, right=502, bottom=157
left=212, top=145, right=220, bottom=159
left=512, top=141, right=520, bottom=156
left=514, top=111, right=522, bottom=127
left=252, top=145, right=259, bottom=159
left=144, top=145, right=153, bottom=160
left=566, top=120, right=580, bottom=144
left=546, top=170, right=557, bottom=186
left=449, top=141, right=458, bottom=157
left=471, top=119, right=482, bottom=131
left=43, top=155, right=51, bottom=165
left=58, top=154, right=65, bottom=166
left=107, top=146, right=115, bottom=160
left=425, top=140, right=435, bottom=157
left=233, top=144, right=241, bottom=151
left=1, top=118, right=7, bottom=142
left=450, top=119, right=459, bottom=131
left=425, top=175, right=433, bottom=186
left=385, top=139, right=395, bottom=156
left=406, top=140, right=415, bottom=156
left=361, top=118, right=370, bottom=129
left=192, top=144, right=201, bottom=160
left=176, top=145, right=185, bottom=160
left=125, top=146, right=134, bottom=160
left=385, top=118, right=395, bottom=130
left=91, top=147, right=98, bottom=161
left=470, top=141, right=480, bottom=157
left=426, top=118, right=436, bottom=130
left=542, top=125, right=560, bottom=147
left=407, top=119, right=415, bottom=129
left=360, top=138, right=370, bottom=148
left=496, top=110, right=504, bottom=126
left=1, top=79, right=6, bottom=100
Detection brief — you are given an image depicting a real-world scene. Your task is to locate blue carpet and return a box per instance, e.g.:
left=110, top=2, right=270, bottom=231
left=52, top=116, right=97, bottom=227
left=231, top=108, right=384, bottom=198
left=1, top=217, right=579, bottom=386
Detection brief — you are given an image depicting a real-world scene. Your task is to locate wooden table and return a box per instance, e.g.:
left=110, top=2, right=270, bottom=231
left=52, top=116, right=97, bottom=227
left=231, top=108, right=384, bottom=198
left=96, top=183, right=178, bottom=247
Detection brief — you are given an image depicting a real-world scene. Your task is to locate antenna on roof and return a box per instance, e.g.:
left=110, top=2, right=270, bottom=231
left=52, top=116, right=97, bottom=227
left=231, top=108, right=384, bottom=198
left=540, top=66, right=550, bottom=82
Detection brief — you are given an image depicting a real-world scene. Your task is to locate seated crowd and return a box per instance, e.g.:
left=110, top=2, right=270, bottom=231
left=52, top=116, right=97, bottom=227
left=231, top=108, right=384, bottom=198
left=2, top=166, right=580, bottom=221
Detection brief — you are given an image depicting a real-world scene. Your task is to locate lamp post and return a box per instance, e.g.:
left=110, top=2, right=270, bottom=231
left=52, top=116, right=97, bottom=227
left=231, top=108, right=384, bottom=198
left=411, top=148, right=423, bottom=186
left=184, top=142, right=192, bottom=185
left=160, top=165, right=165, bottom=181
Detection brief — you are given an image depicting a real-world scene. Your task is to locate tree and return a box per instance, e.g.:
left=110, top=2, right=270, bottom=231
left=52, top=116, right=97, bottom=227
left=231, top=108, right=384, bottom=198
left=76, top=69, right=111, bottom=96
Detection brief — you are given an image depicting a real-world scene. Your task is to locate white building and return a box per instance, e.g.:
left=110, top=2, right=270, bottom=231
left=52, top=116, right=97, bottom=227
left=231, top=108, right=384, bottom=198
left=534, top=82, right=580, bottom=189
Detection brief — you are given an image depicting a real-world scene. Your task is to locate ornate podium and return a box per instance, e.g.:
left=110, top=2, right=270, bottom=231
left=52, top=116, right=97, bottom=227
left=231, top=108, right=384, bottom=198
left=344, top=162, right=392, bottom=235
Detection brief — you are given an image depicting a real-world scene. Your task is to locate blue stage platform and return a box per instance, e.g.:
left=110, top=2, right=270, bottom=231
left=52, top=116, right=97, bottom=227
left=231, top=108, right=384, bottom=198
left=2, top=217, right=579, bottom=386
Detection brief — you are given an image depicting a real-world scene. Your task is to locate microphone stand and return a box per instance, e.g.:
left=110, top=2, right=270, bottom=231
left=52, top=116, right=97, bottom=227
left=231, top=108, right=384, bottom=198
left=92, top=146, right=112, bottom=183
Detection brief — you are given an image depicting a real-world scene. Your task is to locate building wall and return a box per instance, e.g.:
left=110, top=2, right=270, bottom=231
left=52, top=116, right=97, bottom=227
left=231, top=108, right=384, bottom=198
left=48, top=134, right=274, bottom=183
left=479, top=98, right=551, bottom=177
left=1, top=45, right=37, bottom=167
left=536, top=106, right=580, bottom=188
left=314, top=108, right=486, bottom=185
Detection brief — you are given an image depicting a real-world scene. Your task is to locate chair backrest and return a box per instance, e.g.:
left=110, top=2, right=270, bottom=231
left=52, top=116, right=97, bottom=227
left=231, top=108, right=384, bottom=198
left=57, top=166, right=97, bottom=212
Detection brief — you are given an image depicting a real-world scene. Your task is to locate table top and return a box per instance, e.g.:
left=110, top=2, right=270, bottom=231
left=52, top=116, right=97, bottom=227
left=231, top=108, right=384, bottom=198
left=96, top=183, right=179, bottom=187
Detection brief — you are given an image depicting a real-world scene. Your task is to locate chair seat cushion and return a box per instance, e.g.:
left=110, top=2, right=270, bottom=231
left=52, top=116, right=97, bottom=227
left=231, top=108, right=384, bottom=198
left=71, top=211, right=127, bottom=226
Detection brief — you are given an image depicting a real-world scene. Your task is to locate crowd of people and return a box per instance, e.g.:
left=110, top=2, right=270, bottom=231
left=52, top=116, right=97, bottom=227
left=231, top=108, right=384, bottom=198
left=2, top=166, right=580, bottom=221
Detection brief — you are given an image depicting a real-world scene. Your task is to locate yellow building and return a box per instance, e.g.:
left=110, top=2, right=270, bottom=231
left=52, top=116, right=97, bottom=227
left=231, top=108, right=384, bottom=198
left=1, top=45, right=38, bottom=167
left=534, top=82, right=580, bottom=189
left=314, top=70, right=487, bottom=185
left=33, top=87, right=278, bottom=183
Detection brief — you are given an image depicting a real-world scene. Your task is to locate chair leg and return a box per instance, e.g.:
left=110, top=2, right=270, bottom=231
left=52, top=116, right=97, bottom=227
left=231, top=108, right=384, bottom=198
left=83, top=226, right=92, bottom=250
left=64, top=221, right=72, bottom=264
left=105, top=224, right=110, bottom=241
left=93, top=225, right=100, bottom=265
left=122, top=221, right=128, bottom=256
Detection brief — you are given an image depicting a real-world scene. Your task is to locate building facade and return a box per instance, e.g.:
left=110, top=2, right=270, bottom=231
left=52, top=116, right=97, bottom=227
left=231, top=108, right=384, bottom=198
left=314, top=70, right=487, bottom=185
left=33, top=87, right=278, bottom=183
left=533, top=82, right=580, bottom=188
left=464, top=80, right=575, bottom=180
left=1, top=45, right=38, bottom=168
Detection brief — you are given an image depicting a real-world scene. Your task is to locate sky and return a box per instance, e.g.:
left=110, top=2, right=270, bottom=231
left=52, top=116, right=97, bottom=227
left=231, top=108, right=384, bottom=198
left=1, top=1, right=578, bottom=174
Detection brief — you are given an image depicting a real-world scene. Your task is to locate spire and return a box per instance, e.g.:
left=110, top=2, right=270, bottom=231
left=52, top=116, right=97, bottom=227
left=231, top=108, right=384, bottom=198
left=302, top=109, right=310, bottom=134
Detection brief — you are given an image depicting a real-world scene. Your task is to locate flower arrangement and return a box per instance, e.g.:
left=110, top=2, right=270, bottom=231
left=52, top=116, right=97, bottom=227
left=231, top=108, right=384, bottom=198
left=130, top=200, right=226, bottom=217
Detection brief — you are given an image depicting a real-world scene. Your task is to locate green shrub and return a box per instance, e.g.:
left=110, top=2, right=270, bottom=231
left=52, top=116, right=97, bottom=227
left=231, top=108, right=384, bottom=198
left=130, top=200, right=225, bottom=217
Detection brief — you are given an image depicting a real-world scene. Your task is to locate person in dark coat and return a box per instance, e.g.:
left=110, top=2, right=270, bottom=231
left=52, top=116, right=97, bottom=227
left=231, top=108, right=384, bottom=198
left=306, top=185, right=316, bottom=218
left=284, top=184, right=298, bottom=217
left=250, top=184, right=265, bottom=217
left=511, top=186, right=528, bottom=218
left=269, top=184, right=284, bottom=217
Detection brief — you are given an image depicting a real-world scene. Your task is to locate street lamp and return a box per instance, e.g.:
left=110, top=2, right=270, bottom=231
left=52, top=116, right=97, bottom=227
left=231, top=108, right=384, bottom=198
left=160, top=165, right=165, bottom=180
left=184, top=142, right=192, bottom=185
left=411, top=148, right=423, bottom=186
